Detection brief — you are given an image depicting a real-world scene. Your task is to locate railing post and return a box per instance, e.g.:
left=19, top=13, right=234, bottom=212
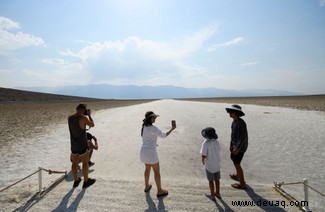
left=38, top=167, right=42, bottom=193
left=302, top=178, right=310, bottom=212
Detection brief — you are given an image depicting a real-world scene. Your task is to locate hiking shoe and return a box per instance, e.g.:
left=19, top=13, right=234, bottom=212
left=89, top=161, right=95, bottom=167
left=83, top=178, right=96, bottom=188
left=73, top=177, right=81, bottom=188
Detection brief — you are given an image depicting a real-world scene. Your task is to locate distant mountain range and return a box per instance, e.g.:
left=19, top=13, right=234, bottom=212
left=0, top=87, right=102, bottom=102
left=17, top=84, right=301, bottom=99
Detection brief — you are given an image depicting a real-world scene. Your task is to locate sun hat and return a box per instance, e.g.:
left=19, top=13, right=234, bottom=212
left=226, top=104, right=245, bottom=117
left=201, top=127, right=218, bottom=139
left=143, top=111, right=159, bottom=122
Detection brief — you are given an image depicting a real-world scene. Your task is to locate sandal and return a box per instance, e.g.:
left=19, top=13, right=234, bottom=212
left=157, top=190, right=168, bottom=198
left=229, top=174, right=240, bottom=181
left=144, top=184, right=152, bottom=193
left=205, top=193, right=216, bottom=202
left=231, top=183, right=247, bottom=190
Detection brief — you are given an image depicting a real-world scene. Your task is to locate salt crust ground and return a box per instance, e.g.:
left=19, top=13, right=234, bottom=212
left=1, top=99, right=324, bottom=211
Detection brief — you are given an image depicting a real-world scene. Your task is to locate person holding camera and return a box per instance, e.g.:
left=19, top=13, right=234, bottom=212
left=140, top=111, right=176, bottom=198
left=68, top=104, right=96, bottom=188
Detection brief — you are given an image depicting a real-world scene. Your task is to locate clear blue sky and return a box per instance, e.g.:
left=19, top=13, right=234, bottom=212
left=1, top=0, right=325, bottom=94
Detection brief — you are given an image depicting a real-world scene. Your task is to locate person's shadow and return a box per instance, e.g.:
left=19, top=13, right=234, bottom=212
left=206, top=195, right=233, bottom=211
left=52, top=188, right=86, bottom=212
left=145, top=193, right=167, bottom=212
left=65, top=168, right=94, bottom=182
left=244, top=184, right=286, bottom=211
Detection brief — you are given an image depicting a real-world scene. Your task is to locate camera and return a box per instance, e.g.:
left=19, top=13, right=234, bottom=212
left=84, top=109, right=90, bottom=115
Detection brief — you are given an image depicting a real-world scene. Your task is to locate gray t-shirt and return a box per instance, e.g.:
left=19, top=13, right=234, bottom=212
left=230, top=118, right=248, bottom=153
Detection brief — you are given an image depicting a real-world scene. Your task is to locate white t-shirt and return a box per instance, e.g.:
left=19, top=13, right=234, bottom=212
left=140, top=125, right=166, bottom=164
left=200, top=139, right=220, bottom=173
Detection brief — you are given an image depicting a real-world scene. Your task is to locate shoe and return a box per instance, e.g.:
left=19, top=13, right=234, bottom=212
left=89, top=161, right=95, bottom=167
left=83, top=178, right=96, bottom=188
left=73, top=177, right=81, bottom=188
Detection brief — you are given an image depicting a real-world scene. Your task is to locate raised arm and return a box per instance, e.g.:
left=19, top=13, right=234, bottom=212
left=80, top=110, right=95, bottom=129
left=165, top=125, right=176, bottom=137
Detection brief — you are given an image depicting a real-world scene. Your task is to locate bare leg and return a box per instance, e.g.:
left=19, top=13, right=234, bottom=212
left=71, top=154, right=80, bottom=181
left=234, top=164, right=245, bottom=186
left=151, top=163, right=165, bottom=194
left=80, top=151, right=90, bottom=182
left=215, top=180, right=220, bottom=197
left=89, top=149, right=93, bottom=161
left=209, top=181, right=215, bottom=197
left=144, top=164, right=151, bottom=189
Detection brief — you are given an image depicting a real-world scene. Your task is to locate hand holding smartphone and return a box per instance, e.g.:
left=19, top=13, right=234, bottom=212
left=171, top=120, right=176, bottom=127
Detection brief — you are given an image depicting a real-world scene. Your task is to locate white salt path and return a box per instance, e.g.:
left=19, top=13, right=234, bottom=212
left=1, top=99, right=324, bottom=211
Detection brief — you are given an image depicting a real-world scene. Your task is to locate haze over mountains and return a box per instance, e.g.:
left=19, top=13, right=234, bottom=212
left=17, top=84, right=301, bottom=99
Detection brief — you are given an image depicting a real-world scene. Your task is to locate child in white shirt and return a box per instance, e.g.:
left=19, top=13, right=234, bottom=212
left=200, top=127, right=221, bottom=199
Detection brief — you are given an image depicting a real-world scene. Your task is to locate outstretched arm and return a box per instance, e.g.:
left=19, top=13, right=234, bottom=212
left=165, top=126, right=176, bottom=137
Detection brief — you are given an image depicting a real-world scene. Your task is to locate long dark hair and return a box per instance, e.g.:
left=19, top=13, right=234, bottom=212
left=141, top=118, right=153, bottom=136
left=141, top=111, right=155, bottom=136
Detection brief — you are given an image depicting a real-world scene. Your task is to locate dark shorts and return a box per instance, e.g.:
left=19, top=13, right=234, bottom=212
left=71, top=149, right=88, bottom=155
left=206, top=169, right=221, bottom=181
left=231, top=152, right=245, bottom=164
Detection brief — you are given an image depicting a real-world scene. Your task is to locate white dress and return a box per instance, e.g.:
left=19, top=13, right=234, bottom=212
left=140, top=125, right=166, bottom=164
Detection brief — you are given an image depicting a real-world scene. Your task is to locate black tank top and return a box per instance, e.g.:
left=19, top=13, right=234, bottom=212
left=68, top=114, right=88, bottom=152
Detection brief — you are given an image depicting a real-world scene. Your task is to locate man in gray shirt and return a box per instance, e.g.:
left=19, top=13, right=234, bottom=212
left=226, top=104, right=248, bottom=189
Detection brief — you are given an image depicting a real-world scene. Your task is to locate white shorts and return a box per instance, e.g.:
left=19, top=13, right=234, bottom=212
left=140, top=147, right=159, bottom=164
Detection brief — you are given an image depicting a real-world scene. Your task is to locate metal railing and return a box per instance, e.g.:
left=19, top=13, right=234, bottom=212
left=0, top=167, right=67, bottom=194
left=274, top=178, right=325, bottom=212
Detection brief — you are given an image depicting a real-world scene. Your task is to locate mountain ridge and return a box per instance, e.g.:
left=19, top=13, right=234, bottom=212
left=17, top=84, right=302, bottom=99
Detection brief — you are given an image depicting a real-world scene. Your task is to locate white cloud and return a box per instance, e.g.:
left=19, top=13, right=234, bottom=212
left=320, top=0, right=325, bottom=6
left=59, top=26, right=216, bottom=86
left=0, top=16, right=20, bottom=31
left=20, top=62, right=89, bottom=87
left=2, top=25, right=216, bottom=87
left=207, top=37, right=244, bottom=52
left=64, top=26, right=216, bottom=62
left=0, top=17, right=45, bottom=56
left=240, top=61, right=259, bottom=66
left=41, top=58, right=65, bottom=65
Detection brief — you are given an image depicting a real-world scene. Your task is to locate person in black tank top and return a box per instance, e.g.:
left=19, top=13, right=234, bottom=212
left=68, top=104, right=96, bottom=188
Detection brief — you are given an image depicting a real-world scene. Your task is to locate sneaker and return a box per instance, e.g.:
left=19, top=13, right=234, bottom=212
left=73, top=177, right=81, bottom=188
left=89, top=161, right=95, bottom=167
left=83, top=178, right=96, bottom=188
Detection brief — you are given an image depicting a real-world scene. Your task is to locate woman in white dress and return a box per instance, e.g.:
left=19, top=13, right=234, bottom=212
left=140, top=111, right=176, bottom=198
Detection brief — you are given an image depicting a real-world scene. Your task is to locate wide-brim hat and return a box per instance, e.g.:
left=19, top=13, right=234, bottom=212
left=201, top=127, right=218, bottom=139
left=143, top=111, right=159, bottom=122
left=226, top=104, right=245, bottom=117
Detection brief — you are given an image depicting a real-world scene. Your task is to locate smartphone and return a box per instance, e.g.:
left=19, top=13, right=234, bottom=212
left=171, top=120, right=176, bottom=127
